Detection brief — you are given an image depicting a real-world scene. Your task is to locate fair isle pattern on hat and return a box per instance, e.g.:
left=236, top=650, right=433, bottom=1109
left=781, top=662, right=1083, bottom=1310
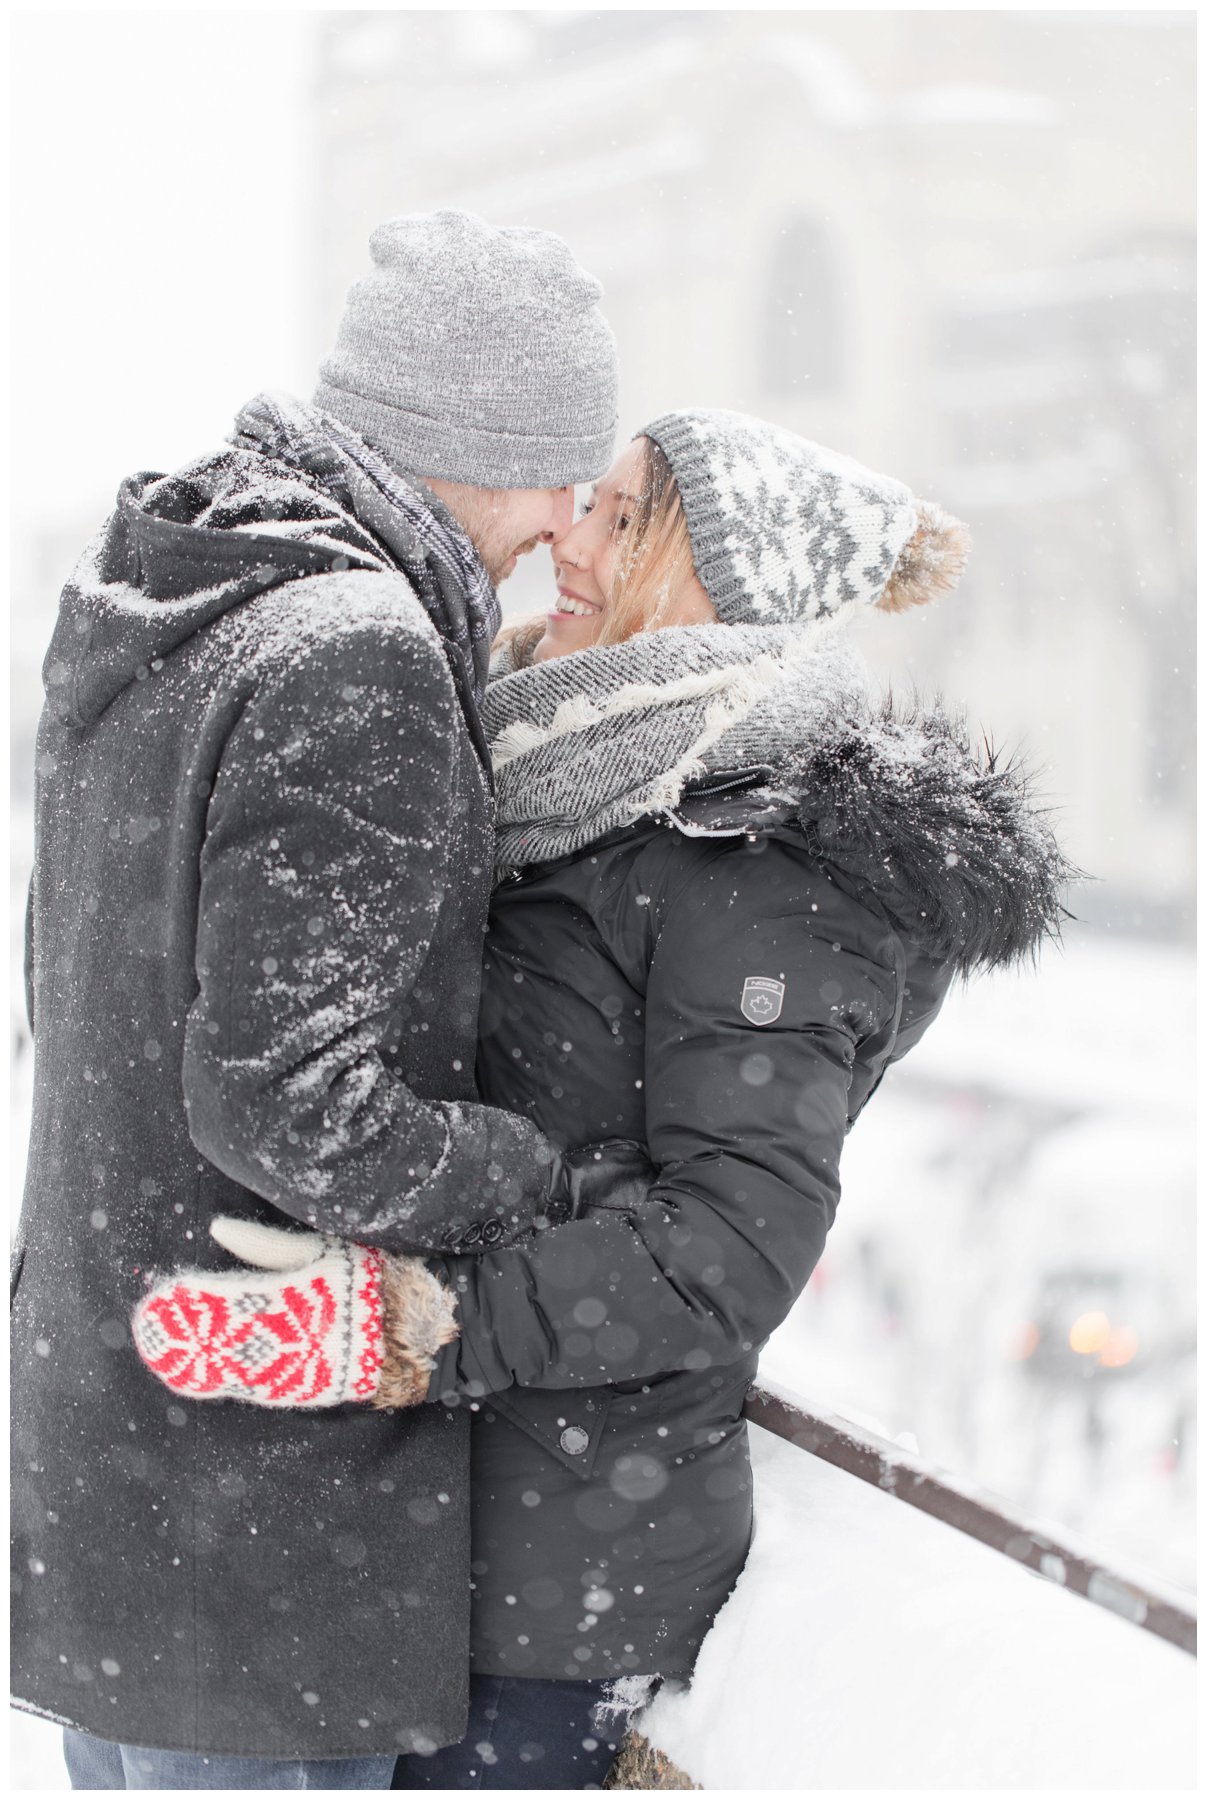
left=642, top=409, right=920, bottom=628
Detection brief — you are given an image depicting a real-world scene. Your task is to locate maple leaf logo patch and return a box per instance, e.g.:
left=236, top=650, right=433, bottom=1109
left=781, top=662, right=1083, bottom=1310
left=741, top=977, right=785, bottom=1025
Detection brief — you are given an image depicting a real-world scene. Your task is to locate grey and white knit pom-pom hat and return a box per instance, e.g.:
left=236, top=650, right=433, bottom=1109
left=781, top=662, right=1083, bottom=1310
left=641, top=408, right=970, bottom=627
left=314, top=210, right=619, bottom=489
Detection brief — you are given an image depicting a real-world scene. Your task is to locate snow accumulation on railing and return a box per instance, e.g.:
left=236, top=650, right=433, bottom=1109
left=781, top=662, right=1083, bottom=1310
left=744, top=1380, right=1197, bottom=1658
left=618, top=1380, right=1196, bottom=1789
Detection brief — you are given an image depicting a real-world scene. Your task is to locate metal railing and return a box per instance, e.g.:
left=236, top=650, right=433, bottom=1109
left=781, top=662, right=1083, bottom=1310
left=744, top=1383, right=1196, bottom=1658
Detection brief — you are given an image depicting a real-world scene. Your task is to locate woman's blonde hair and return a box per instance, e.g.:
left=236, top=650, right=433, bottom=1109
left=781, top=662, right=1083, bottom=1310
left=495, top=436, right=697, bottom=670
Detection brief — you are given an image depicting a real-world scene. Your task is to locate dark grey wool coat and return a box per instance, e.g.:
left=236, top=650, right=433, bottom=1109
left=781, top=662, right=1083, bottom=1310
left=10, top=444, right=558, bottom=1757
left=431, top=713, right=1070, bottom=1681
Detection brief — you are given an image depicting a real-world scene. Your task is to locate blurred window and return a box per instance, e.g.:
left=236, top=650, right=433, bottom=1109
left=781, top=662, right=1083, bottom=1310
left=760, top=215, right=845, bottom=400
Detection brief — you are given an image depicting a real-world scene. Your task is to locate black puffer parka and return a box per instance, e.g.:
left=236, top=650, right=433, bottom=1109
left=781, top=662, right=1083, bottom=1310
left=431, top=712, right=1070, bottom=1681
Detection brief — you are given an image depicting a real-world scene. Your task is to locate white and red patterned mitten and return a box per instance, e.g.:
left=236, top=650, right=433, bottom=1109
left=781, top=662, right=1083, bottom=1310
left=132, top=1218, right=387, bottom=1408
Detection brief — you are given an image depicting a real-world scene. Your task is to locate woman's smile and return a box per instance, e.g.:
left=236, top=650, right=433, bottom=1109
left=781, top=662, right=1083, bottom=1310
left=551, top=585, right=602, bottom=619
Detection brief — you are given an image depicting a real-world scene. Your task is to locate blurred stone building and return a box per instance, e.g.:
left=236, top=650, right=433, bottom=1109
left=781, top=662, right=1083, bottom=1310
left=306, top=8, right=1194, bottom=936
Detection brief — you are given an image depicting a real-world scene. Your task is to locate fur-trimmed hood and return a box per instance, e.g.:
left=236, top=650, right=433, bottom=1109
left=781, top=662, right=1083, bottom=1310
left=487, top=624, right=1075, bottom=980
left=754, top=697, right=1075, bottom=977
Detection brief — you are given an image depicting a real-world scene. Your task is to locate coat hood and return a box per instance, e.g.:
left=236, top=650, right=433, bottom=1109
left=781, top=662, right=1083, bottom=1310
left=679, top=695, right=1077, bottom=978
left=43, top=449, right=390, bottom=730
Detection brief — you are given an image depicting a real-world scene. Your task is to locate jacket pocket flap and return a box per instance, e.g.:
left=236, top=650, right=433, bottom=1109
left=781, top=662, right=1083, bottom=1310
left=483, top=1389, right=612, bottom=1480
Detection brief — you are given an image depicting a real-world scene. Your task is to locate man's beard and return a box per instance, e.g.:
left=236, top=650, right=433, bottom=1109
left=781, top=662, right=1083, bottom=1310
left=443, top=489, right=538, bottom=586
left=483, top=534, right=538, bottom=584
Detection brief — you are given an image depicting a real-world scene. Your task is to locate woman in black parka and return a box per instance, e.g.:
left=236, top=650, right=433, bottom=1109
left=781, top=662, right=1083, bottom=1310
left=136, top=410, right=1072, bottom=1786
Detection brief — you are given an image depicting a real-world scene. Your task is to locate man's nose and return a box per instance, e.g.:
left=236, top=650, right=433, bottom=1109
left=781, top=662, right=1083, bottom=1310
left=544, top=487, right=575, bottom=541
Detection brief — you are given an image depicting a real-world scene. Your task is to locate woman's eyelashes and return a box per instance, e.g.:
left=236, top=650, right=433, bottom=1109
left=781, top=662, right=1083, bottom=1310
left=576, top=498, right=631, bottom=533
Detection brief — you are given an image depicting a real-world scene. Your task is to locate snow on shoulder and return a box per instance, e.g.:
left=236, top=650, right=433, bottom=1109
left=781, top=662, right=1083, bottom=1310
left=242, top=564, right=441, bottom=673
left=638, top=1425, right=1194, bottom=1789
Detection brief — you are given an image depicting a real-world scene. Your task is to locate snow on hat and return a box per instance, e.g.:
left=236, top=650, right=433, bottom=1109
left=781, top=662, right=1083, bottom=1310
left=641, top=408, right=970, bottom=627
left=315, top=210, right=619, bottom=489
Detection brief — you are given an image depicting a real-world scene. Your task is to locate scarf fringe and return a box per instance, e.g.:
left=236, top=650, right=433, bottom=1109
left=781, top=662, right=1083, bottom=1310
left=624, top=654, right=796, bottom=817
left=491, top=620, right=843, bottom=774
left=486, top=614, right=865, bottom=872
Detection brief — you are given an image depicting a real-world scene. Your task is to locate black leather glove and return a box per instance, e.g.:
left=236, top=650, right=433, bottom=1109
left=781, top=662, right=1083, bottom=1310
left=437, top=1140, right=657, bottom=1251
left=545, top=1138, right=657, bottom=1226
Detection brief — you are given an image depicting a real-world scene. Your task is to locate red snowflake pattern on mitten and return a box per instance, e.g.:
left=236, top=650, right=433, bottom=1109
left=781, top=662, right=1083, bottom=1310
left=132, top=1241, right=385, bottom=1410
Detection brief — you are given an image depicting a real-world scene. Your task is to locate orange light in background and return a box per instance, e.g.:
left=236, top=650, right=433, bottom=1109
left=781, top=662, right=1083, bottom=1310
left=1098, top=1325, right=1140, bottom=1369
left=1068, top=1311, right=1112, bottom=1355
left=1008, top=1321, right=1040, bottom=1361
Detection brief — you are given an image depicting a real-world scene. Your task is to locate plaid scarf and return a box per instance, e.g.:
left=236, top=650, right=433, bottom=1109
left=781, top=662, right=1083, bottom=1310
left=232, top=392, right=501, bottom=715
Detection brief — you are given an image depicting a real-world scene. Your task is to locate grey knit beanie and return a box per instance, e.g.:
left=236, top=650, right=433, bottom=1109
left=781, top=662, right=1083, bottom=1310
left=642, top=409, right=969, bottom=627
left=314, top=210, right=619, bottom=489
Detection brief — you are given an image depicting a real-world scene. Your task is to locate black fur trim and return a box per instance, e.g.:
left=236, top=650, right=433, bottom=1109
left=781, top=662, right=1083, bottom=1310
left=776, top=694, right=1080, bottom=976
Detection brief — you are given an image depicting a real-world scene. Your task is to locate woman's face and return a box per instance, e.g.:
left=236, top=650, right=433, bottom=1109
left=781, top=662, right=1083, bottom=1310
left=533, top=441, right=714, bottom=663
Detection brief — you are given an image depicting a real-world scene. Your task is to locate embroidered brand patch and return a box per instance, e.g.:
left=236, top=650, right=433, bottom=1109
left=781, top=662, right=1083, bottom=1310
left=741, top=977, right=785, bottom=1025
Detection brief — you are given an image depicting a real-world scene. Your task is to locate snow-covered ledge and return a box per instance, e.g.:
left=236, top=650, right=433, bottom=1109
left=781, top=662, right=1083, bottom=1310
left=635, top=1413, right=1195, bottom=1789
left=744, top=1378, right=1195, bottom=1655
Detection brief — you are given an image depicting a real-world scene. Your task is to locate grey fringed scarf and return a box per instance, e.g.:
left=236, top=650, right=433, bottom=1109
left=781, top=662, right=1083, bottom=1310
left=482, top=616, right=869, bottom=872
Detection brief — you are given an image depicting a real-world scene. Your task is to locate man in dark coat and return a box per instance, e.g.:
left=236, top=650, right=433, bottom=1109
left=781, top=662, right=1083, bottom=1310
left=10, top=211, right=627, bottom=1787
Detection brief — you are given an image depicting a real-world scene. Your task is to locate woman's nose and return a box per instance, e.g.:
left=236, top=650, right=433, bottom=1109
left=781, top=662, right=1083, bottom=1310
left=551, top=508, right=588, bottom=563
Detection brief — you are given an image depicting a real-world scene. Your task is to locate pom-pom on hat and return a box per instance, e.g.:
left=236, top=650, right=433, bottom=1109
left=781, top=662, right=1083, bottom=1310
left=641, top=409, right=969, bottom=627
left=315, top=210, right=619, bottom=490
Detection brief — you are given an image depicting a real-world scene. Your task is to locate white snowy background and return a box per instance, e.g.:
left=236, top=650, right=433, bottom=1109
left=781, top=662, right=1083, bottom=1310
left=9, top=9, right=1195, bottom=1790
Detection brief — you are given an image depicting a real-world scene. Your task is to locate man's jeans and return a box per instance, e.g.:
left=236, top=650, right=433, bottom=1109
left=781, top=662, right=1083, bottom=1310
left=62, top=1728, right=396, bottom=1790
left=64, top=1674, right=628, bottom=1790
